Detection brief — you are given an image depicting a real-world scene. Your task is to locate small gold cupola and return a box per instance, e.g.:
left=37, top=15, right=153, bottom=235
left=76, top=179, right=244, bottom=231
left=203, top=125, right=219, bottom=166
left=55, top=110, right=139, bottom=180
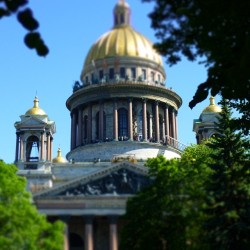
left=25, top=96, right=47, bottom=116
left=113, top=0, right=131, bottom=27
left=52, top=148, right=68, bottom=164
left=202, top=96, right=222, bottom=113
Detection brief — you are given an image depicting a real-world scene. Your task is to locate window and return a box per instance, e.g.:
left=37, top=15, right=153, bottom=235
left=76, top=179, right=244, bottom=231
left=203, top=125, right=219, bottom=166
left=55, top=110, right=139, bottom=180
left=95, top=111, right=106, bottom=141
left=151, top=71, right=155, bottom=82
left=26, top=135, right=39, bottom=162
left=109, top=68, right=114, bottom=80
left=85, top=76, right=89, bottom=84
left=120, top=67, right=125, bottom=78
left=114, top=15, right=118, bottom=25
left=99, top=70, right=103, bottom=80
left=91, top=73, right=94, bottom=83
left=142, top=69, right=146, bottom=80
left=158, top=74, right=161, bottom=83
left=83, top=115, right=88, bottom=140
left=118, top=108, right=128, bottom=139
left=131, top=67, right=136, bottom=79
left=120, top=14, right=124, bottom=24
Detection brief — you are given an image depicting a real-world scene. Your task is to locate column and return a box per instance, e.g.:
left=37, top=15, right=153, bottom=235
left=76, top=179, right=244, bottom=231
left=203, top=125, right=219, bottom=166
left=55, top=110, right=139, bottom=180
left=109, top=216, right=118, bottom=250
left=78, top=107, right=83, bottom=146
left=155, top=101, right=160, bottom=142
left=142, top=99, right=147, bottom=141
left=40, top=132, right=44, bottom=160
left=99, top=101, right=104, bottom=141
left=113, top=99, right=118, bottom=141
left=50, top=137, right=53, bottom=161
left=164, top=105, right=170, bottom=143
left=46, top=133, right=51, bottom=161
left=87, top=104, right=92, bottom=143
left=20, top=136, right=24, bottom=161
left=15, top=132, right=20, bottom=162
left=172, top=109, right=176, bottom=140
left=128, top=98, right=133, bottom=141
left=71, top=111, right=77, bottom=149
left=149, top=114, right=153, bottom=140
left=59, top=216, right=71, bottom=250
left=175, top=110, right=178, bottom=140
left=84, top=216, right=94, bottom=250
left=162, top=119, right=166, bottom=143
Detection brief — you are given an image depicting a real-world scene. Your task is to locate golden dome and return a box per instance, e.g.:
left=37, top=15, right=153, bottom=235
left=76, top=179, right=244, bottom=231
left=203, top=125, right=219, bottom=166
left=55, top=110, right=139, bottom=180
left=82, top=0, right=163, bottom=76
left=202, top=96, right=222, bottom=113
left=52, top=148, right=68, bottom=164
left=25, top=96, right=47, bottom=116
left=83, top=26, right=163, bottom=69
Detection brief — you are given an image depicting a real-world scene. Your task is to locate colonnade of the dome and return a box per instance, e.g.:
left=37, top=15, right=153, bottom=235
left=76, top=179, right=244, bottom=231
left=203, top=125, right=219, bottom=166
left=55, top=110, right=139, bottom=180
left=70, top=97, right=178, bottom=150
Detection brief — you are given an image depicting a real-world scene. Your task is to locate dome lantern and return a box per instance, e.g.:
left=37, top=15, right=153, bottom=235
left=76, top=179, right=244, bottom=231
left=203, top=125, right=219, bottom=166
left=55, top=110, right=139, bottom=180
left=25, top=96, right=47, bottom=116
left=113, top=0, right=131, bottom=27
left=202, top=96, right=222, bottom=113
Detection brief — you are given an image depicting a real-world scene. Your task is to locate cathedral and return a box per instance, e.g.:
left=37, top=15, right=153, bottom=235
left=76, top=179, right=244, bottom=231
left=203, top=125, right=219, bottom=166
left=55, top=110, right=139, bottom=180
left=14, top=1, right=221, bottom=250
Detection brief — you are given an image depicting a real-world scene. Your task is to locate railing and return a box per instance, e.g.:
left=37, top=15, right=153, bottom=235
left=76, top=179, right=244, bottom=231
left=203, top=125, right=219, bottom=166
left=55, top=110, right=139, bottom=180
left=72, top=77, right=168, bottom=92
left=165, top=135, right=187, bottom=152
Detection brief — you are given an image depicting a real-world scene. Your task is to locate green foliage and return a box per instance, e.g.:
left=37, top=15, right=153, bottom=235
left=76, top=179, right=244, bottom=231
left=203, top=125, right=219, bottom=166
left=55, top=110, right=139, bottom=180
left=120, top=143, right=212, bottom=250
left=142, top=0, right=250, bottom=133
left=203, top=100, right=250, bottom=249
left=1, top=0, right=48, bottom=56
left=0, top=161, right=64, bottom=250
left=121, top=120, right=250, bottom=250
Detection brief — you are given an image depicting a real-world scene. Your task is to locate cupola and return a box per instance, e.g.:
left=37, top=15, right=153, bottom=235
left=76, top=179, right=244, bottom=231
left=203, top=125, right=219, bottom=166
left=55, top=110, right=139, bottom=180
left=52, top=148, right=68, bottom=164
left=25, top=96, right=47, bottom=116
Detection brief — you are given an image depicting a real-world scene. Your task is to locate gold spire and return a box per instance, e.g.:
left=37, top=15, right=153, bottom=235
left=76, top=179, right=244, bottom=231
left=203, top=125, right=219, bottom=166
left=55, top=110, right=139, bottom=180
left=25, top=96, right=47, bottom=116
left=52, top=148, right=68, bottom=164
left=202, top=96, right=222, bottom=113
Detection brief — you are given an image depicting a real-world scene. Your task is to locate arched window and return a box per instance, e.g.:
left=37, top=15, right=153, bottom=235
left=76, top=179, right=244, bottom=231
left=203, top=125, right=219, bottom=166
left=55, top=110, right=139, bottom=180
left=69, top=233, right=84, bottom=250
left=159, top=114, right=163, bottom=141
left=26, top=135, right=39, bottom=162
left=118, top=108, right=128, bottom=139
left=147, top=111, right=151, bottom=140
left=138, top=110, right=143, bottom=140
left=83, top=115, right=88, bottom=142
left=96, top=111, right=106, bottom=141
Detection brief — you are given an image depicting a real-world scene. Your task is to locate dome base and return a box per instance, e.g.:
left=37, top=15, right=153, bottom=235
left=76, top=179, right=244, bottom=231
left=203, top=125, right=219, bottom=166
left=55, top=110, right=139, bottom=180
left=66, top=141, right=181, bottom=163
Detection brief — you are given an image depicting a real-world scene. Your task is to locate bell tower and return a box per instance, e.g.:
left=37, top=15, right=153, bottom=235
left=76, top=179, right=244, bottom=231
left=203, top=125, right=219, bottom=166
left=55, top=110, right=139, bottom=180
left=193, top=97, right=221, bottom=144
left=14, top=96, right=56, bottom=170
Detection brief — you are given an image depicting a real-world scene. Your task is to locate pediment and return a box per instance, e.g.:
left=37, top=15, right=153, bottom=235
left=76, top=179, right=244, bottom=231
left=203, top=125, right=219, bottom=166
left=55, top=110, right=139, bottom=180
left=34, top=163, right=152, bottom=198
left=19, top=116, right=47, bottom=127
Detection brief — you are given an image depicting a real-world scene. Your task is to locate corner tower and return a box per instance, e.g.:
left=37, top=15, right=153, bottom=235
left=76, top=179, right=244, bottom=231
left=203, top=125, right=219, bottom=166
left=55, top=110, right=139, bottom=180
left=193, top=97, right=221, bottom=144
left=66, top=0, right=183, bottom=162
left=14, top=97, right=56, bottom=170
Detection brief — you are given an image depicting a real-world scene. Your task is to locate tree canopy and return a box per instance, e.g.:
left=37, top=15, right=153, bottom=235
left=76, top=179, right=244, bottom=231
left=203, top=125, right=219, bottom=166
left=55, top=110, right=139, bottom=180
left=203, top=100, right=250, bottom=249
left=120, top=101, right=250, bottom=249
left=0, top=160, right=64, bottom=250
left=120, top=144, right=213, bottom=250
left=142, top=0, right=250, bottom=133
left=0, top=0, right=48, bottom=56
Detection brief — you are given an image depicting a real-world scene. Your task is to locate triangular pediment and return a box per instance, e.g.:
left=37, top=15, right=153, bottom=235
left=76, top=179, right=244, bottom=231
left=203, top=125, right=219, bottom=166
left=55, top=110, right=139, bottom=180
left=34, top=162, right=152, bottom=199
left=18, top=116, right=47, bottom=127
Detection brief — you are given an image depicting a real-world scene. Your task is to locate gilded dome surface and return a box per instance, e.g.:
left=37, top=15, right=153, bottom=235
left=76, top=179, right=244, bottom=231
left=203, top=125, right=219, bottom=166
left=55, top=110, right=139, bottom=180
left=82, top=0, right=163, bottom=76
left=83, top=26, right=163, bottom=69
left=25, top=96, right=47, bottom=116
left=202, top=97, right=221, bottom=113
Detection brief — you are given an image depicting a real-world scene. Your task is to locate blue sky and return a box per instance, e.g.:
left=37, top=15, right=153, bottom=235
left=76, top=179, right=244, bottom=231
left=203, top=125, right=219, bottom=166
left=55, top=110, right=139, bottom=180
left=0, top=0, right=215, bottom=163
